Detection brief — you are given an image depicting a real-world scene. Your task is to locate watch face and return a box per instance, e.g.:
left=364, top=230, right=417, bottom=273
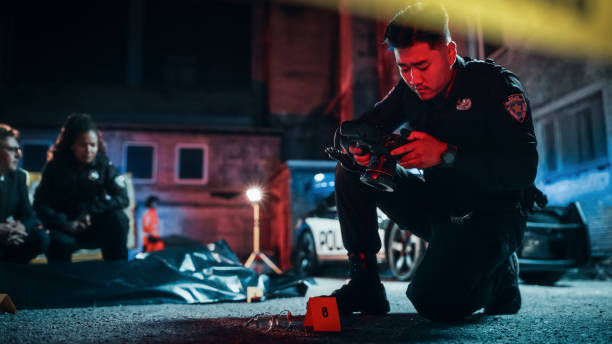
left=442, top=150, right=455, bottom=164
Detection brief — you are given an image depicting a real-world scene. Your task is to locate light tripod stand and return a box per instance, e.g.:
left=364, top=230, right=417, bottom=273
left=243, top=188, right=282, bottom=274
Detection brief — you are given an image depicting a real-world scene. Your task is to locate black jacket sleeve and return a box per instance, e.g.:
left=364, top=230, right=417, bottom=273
left=88, top=163, right=129, bottom=215
left=453, top=71, right=538, bottom=191
left=360, top=80, right=417, bottom=133
left=33, top=161, right=71, bottom=231
left=14, top=170, right=41, bottom=232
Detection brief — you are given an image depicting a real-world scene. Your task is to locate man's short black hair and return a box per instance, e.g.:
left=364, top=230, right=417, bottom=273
left=384, top=2, right=451, bottom=49
left=0, top=124, right=19, bottom=142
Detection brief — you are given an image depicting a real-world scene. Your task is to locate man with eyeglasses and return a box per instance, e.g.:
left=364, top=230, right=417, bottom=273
left=0, top=123, right=49, bottom=263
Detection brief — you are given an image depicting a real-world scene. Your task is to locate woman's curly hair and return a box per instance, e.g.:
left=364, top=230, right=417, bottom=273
left=48, top=113, right=107, bottom=162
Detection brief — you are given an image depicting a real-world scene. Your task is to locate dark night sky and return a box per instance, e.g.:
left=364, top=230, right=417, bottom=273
left=11, top=0, right=252, bottom=90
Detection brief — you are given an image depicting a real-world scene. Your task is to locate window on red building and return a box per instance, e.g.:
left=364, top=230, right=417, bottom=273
left=175, top=144, right=208, bottom=184
left=124, top=143, right=157, bottom=183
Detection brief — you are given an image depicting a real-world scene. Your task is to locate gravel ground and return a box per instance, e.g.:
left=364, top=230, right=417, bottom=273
left=1, top=279, right=610, bottom=343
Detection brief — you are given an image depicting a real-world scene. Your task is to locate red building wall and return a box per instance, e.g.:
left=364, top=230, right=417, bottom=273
left=103, top=128, right=283, bottom=259
left=267, top=4, right=337, bottom=116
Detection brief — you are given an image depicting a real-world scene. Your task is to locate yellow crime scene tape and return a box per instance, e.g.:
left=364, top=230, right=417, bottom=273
left=289, top=0, right=612, bottom=60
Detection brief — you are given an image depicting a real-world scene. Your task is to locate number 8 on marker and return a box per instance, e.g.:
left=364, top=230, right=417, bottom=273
left=304, top=297, right=341, bottom=331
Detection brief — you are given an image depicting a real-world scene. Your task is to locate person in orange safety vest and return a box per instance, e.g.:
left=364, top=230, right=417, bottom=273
left=142, top=195, right=164, bottom=252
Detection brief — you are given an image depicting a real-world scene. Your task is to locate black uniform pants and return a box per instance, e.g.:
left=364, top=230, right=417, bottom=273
left=335, top=164, right=525, bottom=321
left=47, top=209, right=129, bottom=262
left=0, top=227, right=49, bottom=263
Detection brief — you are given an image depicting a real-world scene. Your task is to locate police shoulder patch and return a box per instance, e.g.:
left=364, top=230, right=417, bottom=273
left=504, top=93, right=527, bottom=123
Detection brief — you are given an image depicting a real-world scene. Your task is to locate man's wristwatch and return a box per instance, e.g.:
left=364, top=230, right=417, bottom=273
left=440, top=144, right=458, bottom=167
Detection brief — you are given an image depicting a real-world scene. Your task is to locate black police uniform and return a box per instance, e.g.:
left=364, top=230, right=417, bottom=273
left=335, top=56, right=538, bottom=320
left=34, top=153, right=129, bottom=261
left=0, top=169, right=49, bottom=263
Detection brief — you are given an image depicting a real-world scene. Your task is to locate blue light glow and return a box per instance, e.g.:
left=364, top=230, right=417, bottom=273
left=314, top=173, right=325, bottom=182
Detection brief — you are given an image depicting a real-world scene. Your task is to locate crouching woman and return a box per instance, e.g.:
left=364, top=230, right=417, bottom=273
left=34, top=113, right=129, bottom=262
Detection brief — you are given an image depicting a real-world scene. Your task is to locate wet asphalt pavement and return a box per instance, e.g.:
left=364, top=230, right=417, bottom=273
left=1, top=277, right=610, bottom=343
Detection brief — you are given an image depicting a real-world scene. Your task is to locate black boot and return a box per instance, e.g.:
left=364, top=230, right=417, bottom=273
left=485, top=252, right=521, bottom=315
left=330, top=252, right=390, bottom=315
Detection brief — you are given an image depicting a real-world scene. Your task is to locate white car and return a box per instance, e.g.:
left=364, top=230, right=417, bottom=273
left=293, top=193, right=427, bottom=281
left=293, top=193, right=590, bottom=285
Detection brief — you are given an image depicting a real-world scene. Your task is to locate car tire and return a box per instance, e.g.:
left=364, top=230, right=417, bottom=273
left=295, top=230, right=318, bottom=276
left=385, top=222, right=426, bottom=281
left=519, top=271, right=565, bottom=286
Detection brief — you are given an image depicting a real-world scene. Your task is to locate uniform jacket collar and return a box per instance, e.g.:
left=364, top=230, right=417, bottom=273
left=425, top=56, right=468, bottom=110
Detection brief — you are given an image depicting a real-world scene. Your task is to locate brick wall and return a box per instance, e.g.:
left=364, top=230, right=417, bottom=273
left=265, top=4, right=341, bottom=160
left=267, top=4, right=336, bottom=116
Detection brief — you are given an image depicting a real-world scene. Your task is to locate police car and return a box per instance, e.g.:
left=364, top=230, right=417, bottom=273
left=518, top=201, right=590, bottom=285
left=293, top=192, right=427, bottom=281
left=293, top=192, right=590, bottom=284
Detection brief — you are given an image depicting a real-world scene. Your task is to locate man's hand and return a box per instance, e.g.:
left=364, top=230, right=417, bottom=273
left=0, top=222, right=12, bottom=240
left=6, top=231, right=26, bottom=246
left=349, top=144, right=371, bottom=166
left=390, top=131, right=447, bottom=169
left=1, top=221, right=28, bottom=246
left=10, top=220, right=26, bottom=235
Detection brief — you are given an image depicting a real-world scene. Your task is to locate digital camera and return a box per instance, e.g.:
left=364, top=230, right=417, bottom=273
left=325, top=119, right=411, bottom=192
